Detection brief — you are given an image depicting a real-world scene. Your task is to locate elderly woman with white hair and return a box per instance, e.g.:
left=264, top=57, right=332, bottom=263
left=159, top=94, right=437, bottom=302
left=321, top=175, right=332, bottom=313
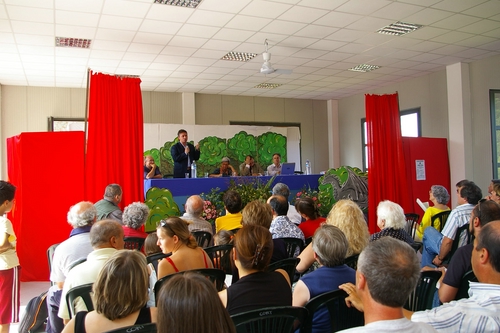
left=122, top=202, right=149, bottom=239
left=415, top=185, right=450, bottom=241
left=370, top=200, right=414, bottom=245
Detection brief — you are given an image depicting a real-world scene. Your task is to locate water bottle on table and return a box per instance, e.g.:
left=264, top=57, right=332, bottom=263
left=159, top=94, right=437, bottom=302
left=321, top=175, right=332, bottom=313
left=305, top=159, right=312, bottom=175
left=191, top=161, right=197, bottom=178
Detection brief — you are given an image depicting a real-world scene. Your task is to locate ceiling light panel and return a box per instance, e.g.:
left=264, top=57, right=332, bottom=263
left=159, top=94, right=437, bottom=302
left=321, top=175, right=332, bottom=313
left=55, top=37, right=92, bottom=48
left=377, top=22, right=423, bottom=36
left=221, top=51, right=258, bottom=62
left=348, top=64, right=381, bottom=72
left=254, top=83, right=282, bottom=89
left=153, top=0, right=202, bottom=8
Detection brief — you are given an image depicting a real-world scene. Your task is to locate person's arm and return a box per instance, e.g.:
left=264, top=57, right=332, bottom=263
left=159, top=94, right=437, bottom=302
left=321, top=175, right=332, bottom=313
left=146, top=165, right=160, bottom=179
left=218, top=289, right=228, bottom=307
left=157, top=257, right=175, bottom=280
left=0, top=231, right=13, bottom=254
left=61, top=317, right=76, bottom=333
left=292, top=280, right=310, bottom=307
left=276, top=268, right=291, bottom=286
left=240, top=163, right=251, bottom=176
left=109, top=210, right=123, bottom=223
left=433, top=236, right=453, bottom=266
left=170, top=144, right=187, bottom=163
left=193, top=143, right=200, bottom=160
left=296, top=243, right=315, bottom=273
left=339, top=283, right=364, bottom=312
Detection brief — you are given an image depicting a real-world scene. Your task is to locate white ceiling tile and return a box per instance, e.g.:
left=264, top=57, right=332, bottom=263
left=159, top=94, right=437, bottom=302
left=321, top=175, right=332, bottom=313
left=297, top=0, right=347, bottom=11
left=431, top=14, right=482, bottom=30
left=405, top=40, right=447, bottom=52
left=99, top=15, right=143, bottom=31
left=245, top=33, right=287, bottom=46
left=463, top=1, right=500, bottom=18
left=0, top=53, right=20, bottom=61
left=278, top=6, right=329, bottom=23
left=95, top=29, right=136, bottom=42
left=431, top=31, right=475, bottom=44
left=295, top=25, right=338, bottom=39
left=17, top=45, right=54, bottom=55
left=408, top=53, right=443, bottom=62
left=458, top=19, right=499, bottom=35
left=354, top=32, right=394, bottom=46
left=118, top=60, right=150, bottom=69
left=291, top=48, right=329, bottom=58
left=54, top=0, right=105, bottom=14
left=318, top=51, right=352, bottom=61
left=403, top=8, right=454, bottom=26
left=275, top=57, right=309, bottom=66
left=430, top=55, right=466, bottom=65
left=453, top=48, right=491, bottom=58
left=199, top=0, right=252, bottom=13
left=261, top=20, right=306, bottom=35
left=55, top=56, right=88, bottom=65
left=55, top=11, right=100, bottom=27
left=102, top=0, right=151, bottom=18
left=127, top=43, right=165, bottom=54
left=11, top=21, right=53, bottom=35
left=371, top=2, right=424, bottom=20
left=122, top=52, right=157, bottom=61
left=133, top=32, right=173, bottom=45
left=225, top=15, right=272, bottom=31
left=168, top=35, right=208, bottom=48
left=139, top=20, right=182, bottom=35
left=0, top=19, right=11, bottom=32
left=346, top=16, right=394, bottom=32
left=91, top=40, right=130, bottom=52
left=155, top=54, right=188, bottom=64
left=187, top=9, right=234, bottom=27
left=212, top=28, right=254, bottom=42
left=307, top=39, right=346, bottom=51
left=431, top=0, right=489, bottom=13
left=145, top=5, right=192, bottom=23
left=176, top=24, right=219, bottom=38
left=478, top=40, right=500, bottom=51
left=192, top=48, right=226, bottom=59
left=456, top=35, right=496, bottom=48
left=280, top=36, right=319, bottom=48
left=5, top=0, right=53, bottom=9
left=195, top=72, right=223, bottom=79
left=335, top=0, right=392, bottom=16
left=90, top=49, right=125, bottom=59
left=389, top=49, right=422, bottom=59
left=6, top=5, right=53, bottom=23
left=14, top=34, right=53, bottom=46
left=314, top=11, right=363, bottom=28
left=201, top=39, right=241, bottom=51
left=147, top=62, right=179, bottom=70
left=56, top=63, right=87, bottom=72
left=407, top=26, right=450, bottom=40
left=240, top=1, right=293, bottom=19
left=56, top=25, right=96, bottom=38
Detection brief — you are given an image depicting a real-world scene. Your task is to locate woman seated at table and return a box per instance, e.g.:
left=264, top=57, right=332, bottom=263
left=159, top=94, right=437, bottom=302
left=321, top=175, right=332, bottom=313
left=61, top=250, right=156, bottom=333
left=415, top=185, right=450, bottom=241
left=370, top=200, right=414, bottom=245
left=219, top=225, right=292, bottom=316
left=156, top=217, right=213, bottom=279
left=296, top=197, right=326, bottom=238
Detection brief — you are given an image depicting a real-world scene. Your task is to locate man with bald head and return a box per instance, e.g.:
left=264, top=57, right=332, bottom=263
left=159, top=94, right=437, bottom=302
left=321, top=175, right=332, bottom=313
left=46, top=201, right=97, bottom=333
left=182, top=195, right=213, bottom=236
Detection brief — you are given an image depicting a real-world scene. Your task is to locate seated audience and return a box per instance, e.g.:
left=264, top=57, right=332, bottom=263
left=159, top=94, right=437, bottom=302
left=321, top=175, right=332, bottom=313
left=296, top=197, right=326, bottom=238
left=144, top=155, right=162, bottom=179
left=268, top=195, right=305, bottom=257
left=415, top=185, right=450, bottom=241
left=144, top=233, right=162, bottom=307
left=122, top=202, right=149, bottom=239
left=213, top=229, right=234, bottom=246
left=370, top=200, right=414, bottom=245
left=210, top=157, right=237, bottom=177
left=157, top=272, right=236, bottom=333
left=267, top=153, right=282, bottom=176
left=293, top=225, right=356, bottom=333
left=239, top=155, right=264, bottom=176
left=219, top=225, right=292, bottom=315
left=215, top=190, right=243, bottom=233
left=490, top=183, right=500, bottom=205
left=297, top=199, right=369, bottom=273
left=181, top=195, right=213, bottom=236
left=272, top=182, right=302, bottom=224
left=94, top=184, right=123, bottom=223
left=61, top=250, right=157, bottom=333
left=156, top=217, right=213, bottom=279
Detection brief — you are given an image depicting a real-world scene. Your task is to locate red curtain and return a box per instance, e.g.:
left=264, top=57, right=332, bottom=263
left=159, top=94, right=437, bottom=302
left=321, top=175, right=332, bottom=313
left=85, top=72, right=144, bottom=208
left=366, top=93, right=411, bottom=234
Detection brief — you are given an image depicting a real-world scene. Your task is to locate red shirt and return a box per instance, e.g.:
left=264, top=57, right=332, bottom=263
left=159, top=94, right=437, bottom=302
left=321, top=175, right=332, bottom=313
left=298, top=217, right=326, bottom=239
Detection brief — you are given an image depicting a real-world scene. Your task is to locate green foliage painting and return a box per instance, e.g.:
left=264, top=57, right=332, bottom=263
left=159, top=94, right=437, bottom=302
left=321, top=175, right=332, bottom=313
left=144, top=187, right=181, bottom=232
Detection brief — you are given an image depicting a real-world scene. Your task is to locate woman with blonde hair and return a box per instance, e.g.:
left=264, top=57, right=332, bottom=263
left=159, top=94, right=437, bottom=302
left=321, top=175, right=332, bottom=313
left=61, top=250, right=156, bottom=333
left=156, top=217, right=212, bottom=279
left=296, top=199, right=369, bottom=273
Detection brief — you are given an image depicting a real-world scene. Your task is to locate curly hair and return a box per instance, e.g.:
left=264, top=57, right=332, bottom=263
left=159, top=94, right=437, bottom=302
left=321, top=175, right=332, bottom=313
left=122, top=202, right=149, bottom=230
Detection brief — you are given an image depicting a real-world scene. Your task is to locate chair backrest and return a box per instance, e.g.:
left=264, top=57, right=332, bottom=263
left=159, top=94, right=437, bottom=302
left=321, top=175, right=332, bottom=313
left=280, top=238, right=304, bottom=258
left=104, top=323, right=157, bottom=333
left=302, top=289, right=364, bottom=333
left=231, top=306, right=308, bottom=333
left=146, top=252, right=171, bottom=277
left=404, top=213, right=420, bottom=238
left=343, top=254, right=359, bottom=271
left=68, top=258, right=87, bottom=272
left=192, top=231, right=212, bottom=248
left=204, top=244, right=233, bottom=274
left=123, top=237, right=145, bottom=251
left=448, top=223, right=472, bottom=260
left=66, top=282, right=94, bottom=319
left=47, top=243, right=60, bottom=286
left=404, top=271, right=441, bottom=311
left=431, top=211, right=451, bottom=232
left=304, top=237, right=313, bottom=247
left=455, top=270, right=478, bottom=300
left=154, top=268, right=226, bottom=303
left=410, top=243, right=422, bottom=252
left=267, top=258, right=300, bottom=282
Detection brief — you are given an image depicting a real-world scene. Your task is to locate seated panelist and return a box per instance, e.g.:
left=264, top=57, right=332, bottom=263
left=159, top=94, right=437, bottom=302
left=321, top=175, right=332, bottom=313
left=210, top=157, right=237, bottom=177
left=267, top=153, right=282, bottom=176
left=144, top=155, right=162, bottom=179
left=239, top=155, right=264, bottom=176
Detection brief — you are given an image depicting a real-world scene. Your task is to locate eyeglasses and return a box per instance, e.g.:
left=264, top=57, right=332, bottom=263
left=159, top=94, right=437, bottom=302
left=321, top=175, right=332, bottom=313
left=159, top=220, right=175, bottom=235
left=476, top=198, right=487, bottom=221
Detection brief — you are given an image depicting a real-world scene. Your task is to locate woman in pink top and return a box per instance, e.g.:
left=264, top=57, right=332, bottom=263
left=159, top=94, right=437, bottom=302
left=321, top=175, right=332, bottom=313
left=296, top=197, right=326, bottom=239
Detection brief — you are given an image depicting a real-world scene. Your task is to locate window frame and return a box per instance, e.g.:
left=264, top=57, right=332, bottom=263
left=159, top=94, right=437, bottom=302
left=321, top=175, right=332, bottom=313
left=490, top=90, right=500, bottom=179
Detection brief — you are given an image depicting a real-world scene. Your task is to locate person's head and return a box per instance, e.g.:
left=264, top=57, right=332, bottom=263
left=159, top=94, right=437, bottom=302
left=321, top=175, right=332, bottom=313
left=459, top=181, right=482, bottom=205
left=472, top=221, right=500, bottom=281
left=272, top=183, right=290, bottom=201
left=326, top=199, right=369, bottom=256
left=234, top=225, right=273, bottom=271
left=144, top=232, right=161, bottom=256
left=241, top=200, right=273, bottom=229
left=144, top=155, right=155, bottom=168
left=90, top=219, right=125, bottom=250
left=357, top=237, right=420, bottom=308
left=156, top=217, right=197, bottom=253
left=122, top=202, right=149, bottom=230
left=430, top=185, right=450, bottom=205
left=491, top=183, right=500, bottom=204
left=488, top=179, right=500, bottom=193
left=456, top=179, right=471, bottom=188
left=213, top=230, right=234, bottom=246
left=177, top=129, right=188, bottom=144
left=0, top=181, right=16, bottom=213
left=470, top=199, right=500, bottom=236
left=185, top=195, right=204, bottom=217
left=376, top=200, right=406, bottom=230
left=244, top=155, right=253, bottom=165
left=267, top=195, right=288, bottom=217
left=94, top=250, right=149, bottom=321
left=312, top=225, right=348, bottom=267
left=67, top=201, right=97, bottom=228
left=295, top=197, right=320, bottom=220
left=223, top=190, right=242, bottom=214
left=221, top=157, right=231, bottom=171
left=272, top=153, right=281, bottom=166
left=157, top=272, right=236, bottom=333
left=104, top=184, right=122, bottom=204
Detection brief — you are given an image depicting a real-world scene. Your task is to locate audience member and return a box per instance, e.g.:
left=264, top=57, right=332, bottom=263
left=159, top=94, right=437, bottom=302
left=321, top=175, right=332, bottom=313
left=268, top=195, right=305, bottom=256
left=219, top=225, right=292, bottom=315
left=46, top=202, right=96, bottom=333
left=0, top=181, right=19, bottom=333
left=182, top=195, right=213, bottom=236
left=58, top=220, right=125, bottom=323
left=272, top=183, right=302, bottom=224
left=293, top=225, right=356, bottom=333
left=239, top=155, right=264, bottom=176
left=144, top=233, right=161, bottom=308
left=422, top=180, right=482, bottom=268
left=122, top=202, right=149, bottom=239
left=157, top=272, right=236, bottom=333
left=210, top=157, right=237, bottom=177
left=296, top=197, right=326, bottom=238
left=144, top=155, right=162, bottom=179
left=415, top=185, right=450, bottom=241
left=94, top=184, right=123, bottom=223
left=213, top=230, right=234, bottom=246
left=156, top=217, right=212, bottom=279
left=215, top=191, right=243, bottom=233
left=370, top=200, right=414, bottom=245
left=490, top=183, right=500, bottom=205
left=486, top=179, right=500, bottom=200
left=267, top=153, right=282, bottom=176
left=338, top=238, right=436, bottom=332
left=170, top=129, right=200, bottom=178
left=297, top=199, right=369, bottom=273
left=61, top=250, right=156, bottom=333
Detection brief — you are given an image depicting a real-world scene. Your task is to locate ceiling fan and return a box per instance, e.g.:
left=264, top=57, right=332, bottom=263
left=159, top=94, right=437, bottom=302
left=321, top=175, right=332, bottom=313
left=260, top=40, right=292, bottom=75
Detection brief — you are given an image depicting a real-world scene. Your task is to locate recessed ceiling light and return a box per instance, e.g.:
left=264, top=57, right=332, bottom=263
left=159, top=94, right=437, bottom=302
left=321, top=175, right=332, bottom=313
left=254, top=83, right=282, bottom=89
left=348, top=64, right=381, bottom=73
left=153, top=0, right=202, bottom=8
left=377, top=21, right=423, bottom=36
left=55, top=37, right=91, bottom=48
left=221, top=51, right=258, bottom=62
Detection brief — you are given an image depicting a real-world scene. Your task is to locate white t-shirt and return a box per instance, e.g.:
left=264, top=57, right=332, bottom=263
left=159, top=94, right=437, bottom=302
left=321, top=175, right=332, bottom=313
left=0, top=216, right=20, bottom=269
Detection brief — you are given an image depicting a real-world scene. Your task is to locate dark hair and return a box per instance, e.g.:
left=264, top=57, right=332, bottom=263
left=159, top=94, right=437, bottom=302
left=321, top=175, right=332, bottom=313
left=234, top=225, right=273, bottom=271
left=492, top=179, right=500, bottom=185
left=472, top=200, right=500, bottom=227
left=460, top=182, right=482, bottom=205
left=214, top=230, right=234, bottom=246
left=0, top=181, right=16, bottom=204
left=456, top=179, right=471, bottom=188
left=476, top=222, right=500, bottom=272
left=223, top=190, right=242, bottom=214
left=269, top=195, right=288, bottom=216
left=104, top=184, right=122, bottom=198
left=157, top=272, right=236, bottom=333
left=295, top=197, right=319, bottom=220
left=144, top=233, right=161, bottom=256
left=273, top=153, right=281, bottom=158
left=177, top=129, right=187, bottom=136
left=157, top=217, right=198, bottom=249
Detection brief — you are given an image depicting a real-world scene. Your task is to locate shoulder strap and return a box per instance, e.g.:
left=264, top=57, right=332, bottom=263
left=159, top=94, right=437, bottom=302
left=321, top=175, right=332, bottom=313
left=165, top=257, right=179, bottom=272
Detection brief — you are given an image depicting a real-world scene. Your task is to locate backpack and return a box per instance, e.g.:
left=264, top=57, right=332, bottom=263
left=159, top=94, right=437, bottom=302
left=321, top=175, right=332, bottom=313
left=18, top=291, right=48, bottom=333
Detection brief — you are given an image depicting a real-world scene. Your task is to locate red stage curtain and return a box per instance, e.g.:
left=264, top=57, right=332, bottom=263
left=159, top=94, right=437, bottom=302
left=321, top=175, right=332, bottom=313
left=85, top=72, right=144, bottom=209
left=366, top=93, right=411, bottom=234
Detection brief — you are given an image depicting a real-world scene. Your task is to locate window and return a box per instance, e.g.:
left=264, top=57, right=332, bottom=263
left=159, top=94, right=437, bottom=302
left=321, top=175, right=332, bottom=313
left=490, top=90, right=500, bottom=178
left=361, top=108, right=421, bottom=171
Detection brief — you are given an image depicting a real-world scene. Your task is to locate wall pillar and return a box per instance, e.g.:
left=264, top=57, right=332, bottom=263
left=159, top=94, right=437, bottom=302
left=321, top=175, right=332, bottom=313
left=327, top=99, right=340, bottom=169
left=182, top=92, right=195, bottom=124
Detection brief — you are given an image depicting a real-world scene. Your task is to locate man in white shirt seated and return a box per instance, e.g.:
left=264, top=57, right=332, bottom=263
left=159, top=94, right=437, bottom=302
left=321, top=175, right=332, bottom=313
left=267, top=153, right=282, bottom=176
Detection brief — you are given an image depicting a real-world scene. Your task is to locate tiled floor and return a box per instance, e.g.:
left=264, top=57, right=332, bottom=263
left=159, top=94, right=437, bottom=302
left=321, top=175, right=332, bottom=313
left=10, top=281, right=51, bottom=333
